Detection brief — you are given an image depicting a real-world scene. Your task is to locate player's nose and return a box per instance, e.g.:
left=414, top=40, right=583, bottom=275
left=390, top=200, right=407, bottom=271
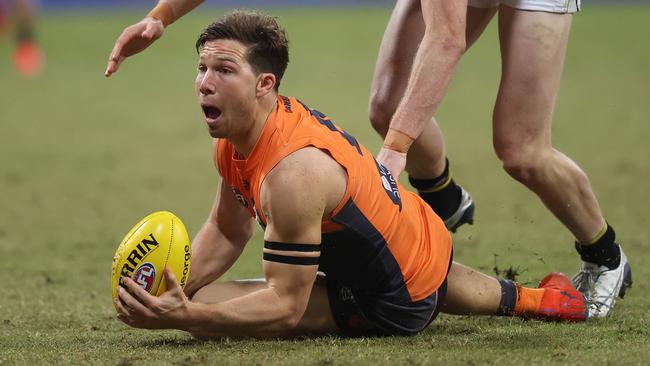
left=197, top=71, right=216, bottom=95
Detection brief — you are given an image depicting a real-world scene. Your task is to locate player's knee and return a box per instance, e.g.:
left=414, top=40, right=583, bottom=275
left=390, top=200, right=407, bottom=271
left=368, top=94, right=394, bottom=137
left=495, top=145, right=545, bottom=184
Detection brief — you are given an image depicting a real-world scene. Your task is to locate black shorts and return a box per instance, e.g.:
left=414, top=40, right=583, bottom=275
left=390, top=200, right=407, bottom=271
left=326, top=276, right=448, bottom=337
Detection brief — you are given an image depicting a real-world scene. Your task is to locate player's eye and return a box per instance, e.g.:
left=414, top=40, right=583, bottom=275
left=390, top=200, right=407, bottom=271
left=219, top=67, right=233, bottom=74
left=197, top=64, right=207, bottom=72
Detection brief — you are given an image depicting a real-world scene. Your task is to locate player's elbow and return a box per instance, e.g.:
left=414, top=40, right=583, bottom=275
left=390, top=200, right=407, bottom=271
left=278, top=303, right=304, bottom=330
left=280, top=314, right=301, bottom=331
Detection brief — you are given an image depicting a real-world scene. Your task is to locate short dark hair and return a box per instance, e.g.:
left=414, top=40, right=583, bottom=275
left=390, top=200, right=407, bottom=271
left=196, top=10, right=289, bottom=90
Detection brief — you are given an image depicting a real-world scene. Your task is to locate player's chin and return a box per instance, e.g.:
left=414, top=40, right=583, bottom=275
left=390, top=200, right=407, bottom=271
left=206, top=126, right=226, bottom=139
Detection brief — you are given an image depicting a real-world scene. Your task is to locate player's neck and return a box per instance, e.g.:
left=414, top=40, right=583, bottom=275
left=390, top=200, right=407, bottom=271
left=231, top=93, right=278, bottom=158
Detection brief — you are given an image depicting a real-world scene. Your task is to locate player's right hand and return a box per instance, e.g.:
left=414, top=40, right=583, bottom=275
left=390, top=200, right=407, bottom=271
left=376, top=147, right=407, bottom=178
left=105, top=17, right=165, bottom=77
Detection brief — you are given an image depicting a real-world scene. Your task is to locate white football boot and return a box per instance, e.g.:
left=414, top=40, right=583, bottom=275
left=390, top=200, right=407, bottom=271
left=572, top=247, right=632, bottom=318
left=444, top=187, right=475, bottom=233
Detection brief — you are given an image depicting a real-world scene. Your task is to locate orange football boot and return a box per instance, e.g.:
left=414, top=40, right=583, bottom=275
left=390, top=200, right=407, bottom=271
left=536, top=272, right=588, bottom=322
left=13, top=41, right=44, bottom=78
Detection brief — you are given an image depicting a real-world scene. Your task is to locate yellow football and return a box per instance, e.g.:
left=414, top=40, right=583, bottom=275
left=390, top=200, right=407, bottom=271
left=111, top=211, right=191, bottom=306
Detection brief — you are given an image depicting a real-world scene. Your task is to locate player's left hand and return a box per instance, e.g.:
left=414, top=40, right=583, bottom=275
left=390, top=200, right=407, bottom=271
left=376, top=147, right=407, bottom=178
left=116, top=267, right=191, bottom=330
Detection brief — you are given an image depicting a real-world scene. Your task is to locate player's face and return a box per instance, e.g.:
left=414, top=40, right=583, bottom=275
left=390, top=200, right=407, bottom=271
left=196, top=39, right=259, bottom=139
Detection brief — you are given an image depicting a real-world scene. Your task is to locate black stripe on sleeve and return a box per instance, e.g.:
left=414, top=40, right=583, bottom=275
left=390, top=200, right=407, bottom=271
left=264, top=241, right=321, bottom=252
left=263, top=253, right=319, bottom=266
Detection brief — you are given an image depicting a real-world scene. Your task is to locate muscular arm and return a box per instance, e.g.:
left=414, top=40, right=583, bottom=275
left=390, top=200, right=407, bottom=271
left=183, top=148, right=344, bottom=337
left=378, top=0, right=467, bottom=175
left=184, top=180, right=254, bottom=297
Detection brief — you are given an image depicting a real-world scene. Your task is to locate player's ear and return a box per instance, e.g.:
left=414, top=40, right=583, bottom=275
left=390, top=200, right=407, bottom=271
left=256, top=72, right=276, bottom=97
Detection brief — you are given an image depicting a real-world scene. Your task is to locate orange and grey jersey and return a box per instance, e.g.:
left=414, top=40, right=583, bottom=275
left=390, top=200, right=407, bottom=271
left=216, top=95, right=452, bottom=307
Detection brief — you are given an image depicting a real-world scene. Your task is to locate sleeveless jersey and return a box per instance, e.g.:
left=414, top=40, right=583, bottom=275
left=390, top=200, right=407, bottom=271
left=216, top=96, right=452, bottom=302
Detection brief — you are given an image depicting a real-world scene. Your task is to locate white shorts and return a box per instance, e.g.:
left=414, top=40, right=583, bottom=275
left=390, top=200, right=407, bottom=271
left=468, top=0, right=580, bottom=13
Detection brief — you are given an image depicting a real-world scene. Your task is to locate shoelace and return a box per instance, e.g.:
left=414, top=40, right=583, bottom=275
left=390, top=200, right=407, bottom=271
left=574, top=268, right=613, bottom=315
left=573, top=269, right=597, bottom=300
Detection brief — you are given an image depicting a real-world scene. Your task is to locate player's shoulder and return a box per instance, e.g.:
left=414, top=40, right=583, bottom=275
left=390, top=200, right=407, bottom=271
left=262, top=147, right=346, bottom=206
left=266, top=147, right=337, bottom=188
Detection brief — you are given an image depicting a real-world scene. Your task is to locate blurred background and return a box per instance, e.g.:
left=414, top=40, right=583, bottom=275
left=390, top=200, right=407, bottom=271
left=1, top=0, right=649, bottom=363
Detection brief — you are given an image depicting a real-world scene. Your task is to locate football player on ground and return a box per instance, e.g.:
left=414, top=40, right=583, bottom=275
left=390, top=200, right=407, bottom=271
left=115, top=11, right=588, bottom=338
left=367, top=0, right=631, bottom=318
left=104, top=0, right=632, bottom=319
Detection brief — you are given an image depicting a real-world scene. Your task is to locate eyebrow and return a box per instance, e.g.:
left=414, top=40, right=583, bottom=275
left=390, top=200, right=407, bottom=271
left=198, top=53, right=240, bottom=63
left=217, top=56, right=239, bottom=63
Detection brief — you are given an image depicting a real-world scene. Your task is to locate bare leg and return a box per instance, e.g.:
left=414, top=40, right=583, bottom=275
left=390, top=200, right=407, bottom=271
left=442, top=261, right=587, bottom=322
left=191, top=274, right=338, bottom=337
left=369, top=2, right=497, bottom=178
left=14, top=0, right=36, bottom=41
left=12, top=0, right=43, bottom=77
left=442, top=261, right=501, bottom=315
left=493, top=6, right=604, bottom=242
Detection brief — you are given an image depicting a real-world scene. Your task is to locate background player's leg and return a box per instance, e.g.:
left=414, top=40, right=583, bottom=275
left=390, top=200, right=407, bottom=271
left=190, top=274, right=337, bottom=337
left=492, top=6, right=629, bottom=317
left=492, top=6, right=602, bottom=242
left=369, top=2, right=497, bottom=177
left=13, top=0, right=44, bottom=77
left=368, top=1, right=495, bottom=228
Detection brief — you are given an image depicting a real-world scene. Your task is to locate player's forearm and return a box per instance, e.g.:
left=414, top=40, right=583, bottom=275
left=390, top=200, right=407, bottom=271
left=184, top=287, right=305, bottom=338
left=147, top=0, right=204, bottom=27
left=386, top=34, right=464, bottom=145
left=184, top=220, right=250, bottom=296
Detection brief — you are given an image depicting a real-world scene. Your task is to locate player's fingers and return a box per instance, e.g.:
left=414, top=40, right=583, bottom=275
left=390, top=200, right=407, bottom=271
left=163, top=267, right=180, bottom=289
left=105, top=56, right=125, bottom=77
left=116, top=312, right=130, bottom=325
left=118, top=286, right=157, bottom=318
left=122, top=276, right=156, bottom=308
left=105, top=39, right=126, bottom=76
left=105, top=60, right=118, bottom=77
left=108, top=31, right=131, bottom=62
left=114, top=295, right=130, bottom=316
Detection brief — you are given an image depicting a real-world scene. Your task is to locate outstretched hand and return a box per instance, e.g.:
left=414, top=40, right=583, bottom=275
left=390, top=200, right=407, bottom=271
left=376, top=147, right=407, bottom=178
left=105, top=17, right=165, bottom=77
left=115, top=268, right=191, bottom=330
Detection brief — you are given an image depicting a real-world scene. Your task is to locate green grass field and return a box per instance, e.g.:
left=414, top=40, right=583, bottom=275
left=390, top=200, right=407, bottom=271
left=1, top=5, right=649, bottom=365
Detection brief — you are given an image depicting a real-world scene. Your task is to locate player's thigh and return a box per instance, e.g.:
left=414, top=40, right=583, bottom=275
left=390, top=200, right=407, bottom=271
left=370, top=1, right=496, bottom=115
left=191, top=274, right=338, bottom=335
left=369, top=0, right=424, bottom=118
left=493, top=6, right=572, bottom=147
left=466, top=6, right=498, bottom=48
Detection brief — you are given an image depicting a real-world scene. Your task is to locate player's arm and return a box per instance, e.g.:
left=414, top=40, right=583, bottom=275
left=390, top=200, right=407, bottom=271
left=377, top=0, right=468, bottom=177
left=115, top=148, right=342, bottom=336
left=182, top=150, right=329, bottom=337
left=183, top=179, right=254, bottom=297
left=104, top=0, right=205, bottom=77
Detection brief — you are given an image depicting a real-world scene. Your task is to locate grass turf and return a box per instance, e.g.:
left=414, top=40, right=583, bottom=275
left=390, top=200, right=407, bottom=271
left=1, top=5, right=649, bottom=365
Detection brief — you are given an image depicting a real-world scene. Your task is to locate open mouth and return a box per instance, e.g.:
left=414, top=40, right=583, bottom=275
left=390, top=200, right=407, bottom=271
left=202, top=105, right=222, bottom=121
